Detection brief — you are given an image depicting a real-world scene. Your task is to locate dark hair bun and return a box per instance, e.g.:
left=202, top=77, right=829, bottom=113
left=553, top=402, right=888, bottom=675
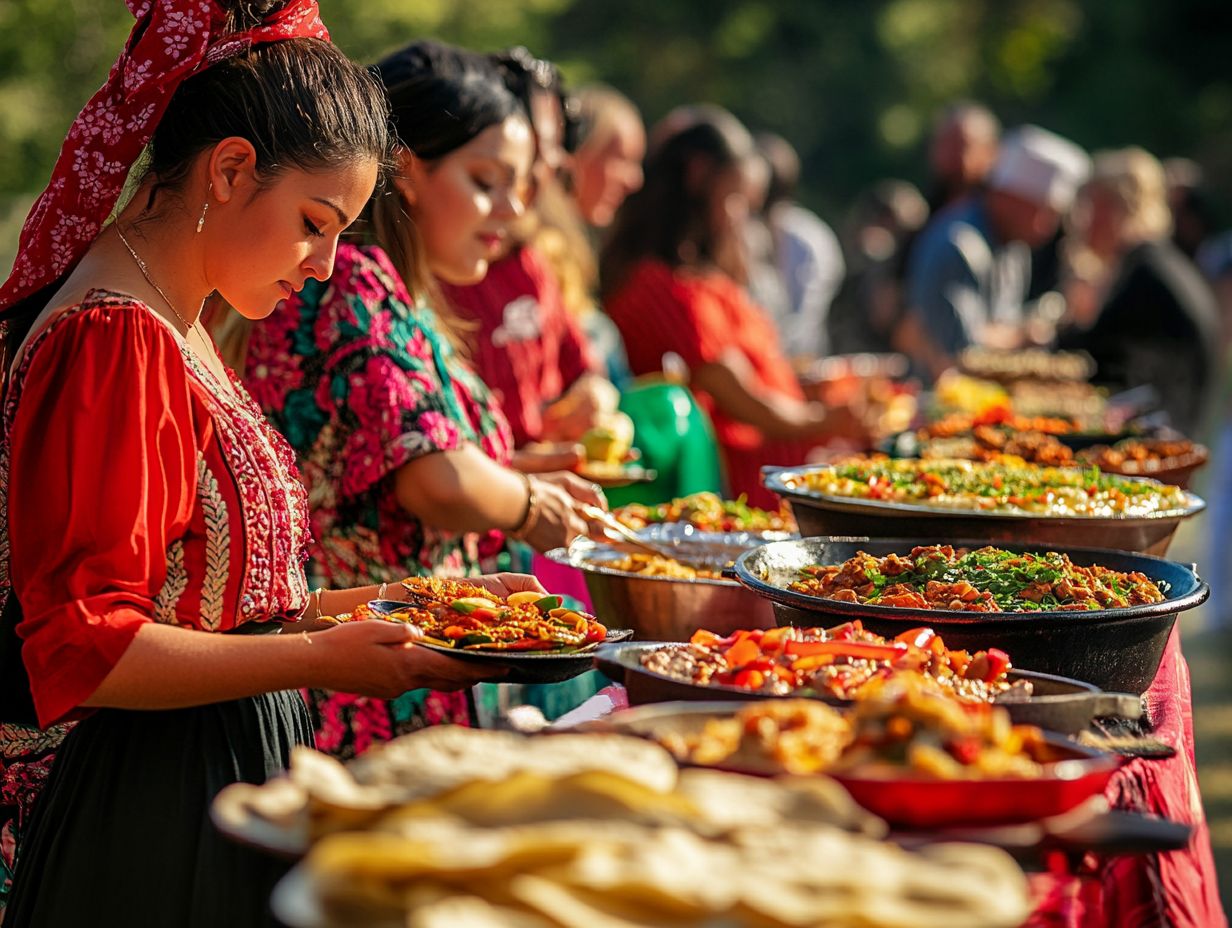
left=219, top=0, right=291, bottom=31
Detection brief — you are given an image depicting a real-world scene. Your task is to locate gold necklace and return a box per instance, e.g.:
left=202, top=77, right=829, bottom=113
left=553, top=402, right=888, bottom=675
left=114, top=224, right=198, bottom=334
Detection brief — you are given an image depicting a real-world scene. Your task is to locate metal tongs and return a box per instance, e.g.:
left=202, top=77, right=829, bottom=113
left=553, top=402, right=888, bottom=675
left=580, top=504, right=717, bottom=574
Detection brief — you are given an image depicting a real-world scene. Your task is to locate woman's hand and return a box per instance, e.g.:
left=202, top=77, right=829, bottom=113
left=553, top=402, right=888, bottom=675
left=542, top=375, right=620, bottom=442
left=519, top=471, right=608, bottom=553
left=309, top=620, right=499, bottom=698
left=467, top=572, right=547, bottom=598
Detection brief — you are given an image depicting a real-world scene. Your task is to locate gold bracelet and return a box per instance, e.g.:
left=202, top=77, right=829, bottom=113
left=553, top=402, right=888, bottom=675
left=311, top=587, right=324, bottom=621
left=509, top=473, right=541, bottom=541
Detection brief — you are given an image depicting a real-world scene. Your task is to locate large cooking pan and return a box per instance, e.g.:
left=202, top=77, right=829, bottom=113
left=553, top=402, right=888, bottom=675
left=594, top=640, right=1141, bottom=734
left=762, top=466, right=1205, bottom=556
left=726, top=538, right=1208, bottom=694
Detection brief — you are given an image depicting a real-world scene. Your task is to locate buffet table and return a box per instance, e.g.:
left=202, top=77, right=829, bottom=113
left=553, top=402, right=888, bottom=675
left=572, top=628, right=1225, bottom=928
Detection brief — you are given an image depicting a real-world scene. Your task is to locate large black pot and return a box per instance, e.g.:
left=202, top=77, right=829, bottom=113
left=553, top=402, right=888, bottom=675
left=727, top=537, right=1209, bottom=695
left=762, top=466, right=1205, bottom=557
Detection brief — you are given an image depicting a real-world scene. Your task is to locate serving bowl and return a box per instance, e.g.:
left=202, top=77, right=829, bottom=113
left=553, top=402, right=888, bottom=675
left=762, top=465, right=1205, bottom=556
left=588, top=699, right=1121, bottom=828
left=593, top=640, right=1141, bottom=732
left=728, top=537, right=1208, bottom=694
left=546, top=527, right=776, bottom=640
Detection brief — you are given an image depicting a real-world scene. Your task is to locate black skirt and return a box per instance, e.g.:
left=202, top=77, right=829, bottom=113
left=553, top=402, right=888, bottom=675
left=4, top=689, right=312, bottom=927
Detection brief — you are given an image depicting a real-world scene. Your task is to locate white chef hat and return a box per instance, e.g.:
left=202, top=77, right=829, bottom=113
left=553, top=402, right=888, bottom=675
left=987, top=125, right=1090, bottom=211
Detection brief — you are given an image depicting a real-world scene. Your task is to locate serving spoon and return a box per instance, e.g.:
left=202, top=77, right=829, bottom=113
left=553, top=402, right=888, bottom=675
left=580, top=504, right=718, bottom=574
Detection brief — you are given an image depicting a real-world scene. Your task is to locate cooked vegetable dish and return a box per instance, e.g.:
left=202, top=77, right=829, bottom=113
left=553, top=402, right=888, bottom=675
left=615, top=491, right=795, bottom=534
left=326, top=577, right=607, bottom=652
left=656, top=682, right=1053, bottom=780
left=788, top=457, right=1190, bottom=517
left=835, top=675, right=1052, bottom=779
left=639, top=621, right=1025, bottom=703
left=789, top=544, right=1166, bottom=612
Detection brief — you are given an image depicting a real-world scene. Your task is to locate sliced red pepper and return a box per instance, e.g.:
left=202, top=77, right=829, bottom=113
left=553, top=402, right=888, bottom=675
left=732, top=668, right=766, bottom=690
left=826, top=621, right=863, bottom=641
left=742, top=657, right=778, bottom=673
left=894, top=627, right=937, bottom=650
left=584, top=620, right=607, bottom=643
left=981, top=647, right=1012, bottom=681
left=784, top=640, right=909, bottom=662
left=690, top=629, right=729, bottom=648
left=724, top=637, right=763, bottom=668
left=758, top=627, right=794, bottom=651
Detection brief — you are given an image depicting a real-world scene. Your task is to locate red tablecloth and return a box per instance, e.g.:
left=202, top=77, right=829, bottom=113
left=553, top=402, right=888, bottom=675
left=584, top=627, right=1225, bottom=928
left=1025, top=627, right=1224, bottom=928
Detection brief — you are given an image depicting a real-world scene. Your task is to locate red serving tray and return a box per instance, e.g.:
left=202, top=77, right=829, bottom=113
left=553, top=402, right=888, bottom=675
left=832, top=745, right=1120, bottom=829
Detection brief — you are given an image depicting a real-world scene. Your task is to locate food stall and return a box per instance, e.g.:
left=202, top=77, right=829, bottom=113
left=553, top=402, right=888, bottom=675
left=212, top=358, right=1225, bottom=928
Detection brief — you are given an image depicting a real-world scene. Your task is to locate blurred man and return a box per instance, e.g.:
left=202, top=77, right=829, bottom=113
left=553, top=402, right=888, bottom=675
left=902, top=125, right=1090, bottom=379
left=927, top=101, right=1001, bottom=212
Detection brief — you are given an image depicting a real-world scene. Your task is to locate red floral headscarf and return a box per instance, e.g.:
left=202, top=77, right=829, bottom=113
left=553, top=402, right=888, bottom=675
left=0, top=0, right=329, bottom=315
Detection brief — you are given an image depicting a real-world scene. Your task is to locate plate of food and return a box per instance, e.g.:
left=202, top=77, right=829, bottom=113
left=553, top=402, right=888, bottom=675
left=322, top=578, right=631, bottom=684
left=573, top=460, right=657, bottom=488
left=593, top=681, right=1121, bottom=828
left=573, top=410, right=657, bottom=487
left=1077, top=438, right=1209, bottom=489
left=593, top=621, right=1142, bottom=732
left=763, top=457, right=1205, bottom=555
left=728, top=538, right=1208, bottom=694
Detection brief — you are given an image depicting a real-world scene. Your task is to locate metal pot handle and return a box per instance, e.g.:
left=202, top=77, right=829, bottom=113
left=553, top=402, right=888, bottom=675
left=1088, top=692, right=1144, bottom=721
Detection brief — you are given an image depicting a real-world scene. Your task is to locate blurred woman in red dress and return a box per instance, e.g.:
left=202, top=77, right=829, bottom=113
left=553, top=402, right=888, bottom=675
left=601, top=108, right=863, bottom=507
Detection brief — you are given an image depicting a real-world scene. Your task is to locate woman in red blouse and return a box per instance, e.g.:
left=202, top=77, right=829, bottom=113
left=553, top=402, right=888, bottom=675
left=0, top=5, right=522, bottom=925
left=602, top=108, right=863, bottom=508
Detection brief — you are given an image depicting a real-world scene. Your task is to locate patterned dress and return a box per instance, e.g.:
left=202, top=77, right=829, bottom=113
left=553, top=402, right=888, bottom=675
left=0, top=292, right=314, bottom=925
left=245, top=243, right=516, bottom=757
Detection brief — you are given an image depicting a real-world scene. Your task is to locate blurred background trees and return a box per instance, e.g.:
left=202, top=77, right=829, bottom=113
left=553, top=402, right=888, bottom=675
left=2, top=0, right=1230, bottom=267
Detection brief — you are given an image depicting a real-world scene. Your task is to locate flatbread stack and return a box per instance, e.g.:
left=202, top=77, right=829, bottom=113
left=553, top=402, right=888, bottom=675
left=215, top=726, right=1032, bottom=928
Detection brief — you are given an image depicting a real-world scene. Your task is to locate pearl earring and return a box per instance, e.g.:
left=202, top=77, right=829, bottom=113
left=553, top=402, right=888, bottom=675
left=196, top=183, right=213, bottom=233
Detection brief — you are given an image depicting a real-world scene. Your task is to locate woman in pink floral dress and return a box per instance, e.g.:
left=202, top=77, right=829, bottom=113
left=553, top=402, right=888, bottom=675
left=236, top=40, right=604, bottom=758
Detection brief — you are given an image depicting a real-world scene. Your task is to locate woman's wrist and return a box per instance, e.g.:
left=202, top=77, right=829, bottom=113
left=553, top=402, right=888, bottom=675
left=508, top=472, right=542, bottom=541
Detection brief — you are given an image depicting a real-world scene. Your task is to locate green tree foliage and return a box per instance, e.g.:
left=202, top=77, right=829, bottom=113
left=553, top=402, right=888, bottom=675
left=2, top=0, right=1229, bottom=269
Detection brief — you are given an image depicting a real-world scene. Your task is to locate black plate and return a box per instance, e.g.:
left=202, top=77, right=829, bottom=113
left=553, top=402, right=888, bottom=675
left=594, top=640, right=1141, bottom=733
left=367, top=600, right=633, bottom=684
left=726, top=538, right=1208, bottom=694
